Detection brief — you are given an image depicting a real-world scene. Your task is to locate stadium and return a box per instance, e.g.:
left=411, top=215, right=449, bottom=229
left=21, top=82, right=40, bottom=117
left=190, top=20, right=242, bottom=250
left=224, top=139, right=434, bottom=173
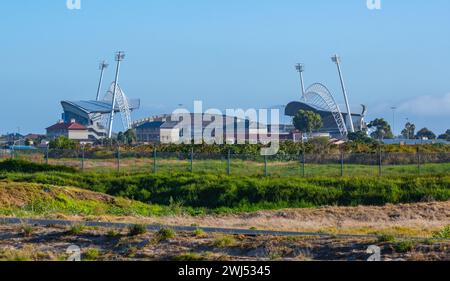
left=60, top=98, right=140, bottom=141
left=284, top=83, right=367, bottom=138
left=49, top=55, right=366, bottom=142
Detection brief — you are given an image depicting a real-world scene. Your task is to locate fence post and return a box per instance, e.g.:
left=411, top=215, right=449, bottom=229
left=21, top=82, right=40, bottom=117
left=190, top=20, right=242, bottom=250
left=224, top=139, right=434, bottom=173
left=190, top=147, right=194, bottom=173
left=116, top=145, right=120, bottom=172
left=301, top=147, right=306, bottom=177
left=264, top=155, right=268, bottom=177
left=81, top=145, right=85, bottom=172
left=153, top=147, right=157, bottom=173
left=417, top=146, right=421, bottom=175
left=227, top=150, right=231, bottom=175
left=340, top=149, right=344, bottom=177
left=378, top=146, right=382, bottom=177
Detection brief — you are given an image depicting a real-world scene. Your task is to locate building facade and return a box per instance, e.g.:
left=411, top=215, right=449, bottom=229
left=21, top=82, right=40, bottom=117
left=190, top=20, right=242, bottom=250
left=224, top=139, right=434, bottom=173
left=46, top=119, right=89, bottom=141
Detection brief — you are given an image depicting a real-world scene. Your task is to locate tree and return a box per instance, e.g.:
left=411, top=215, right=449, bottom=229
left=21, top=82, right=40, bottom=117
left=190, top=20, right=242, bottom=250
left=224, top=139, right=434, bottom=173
left=416, top=128, right=436, bottom=140
left=49, top=136, right=77, bottom=149
left=124, top=129, right=137, bottom=145
left=368, top=118, right=394, bottom=140
left=117, top=129, right=136, bottom=145
left=347, top=131, right=376, bottom=144
left=401, top=122, right=416, bottom=139
left=117, top=132, right=125, bottom=144
left=438, top=130, right=450, bottom=141
left=293, top=110, right=323, bottom=141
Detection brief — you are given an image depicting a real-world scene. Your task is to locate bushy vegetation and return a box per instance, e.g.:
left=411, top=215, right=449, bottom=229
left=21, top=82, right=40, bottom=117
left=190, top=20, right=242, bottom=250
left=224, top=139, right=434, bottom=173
left=128, top=224, right=147, bottom=236
left=20, top=224, right=34, bottom=237
left=432, top=225, right=450, bottom=239
left=154, top=228, right=175, bottom=242
left=0, top=159, right=76, bottom=173
left=49, top=136, right=77, bottom=150
left=67, top=224, right=85, bottom=236
left=213, top=235, right=237, bottom=248
left=0, top=181, right=170, bottom=217
left=38, top=141, right=450, bottom=160
left=394, top=240, right=416, bottom=253
left=1, top=169, right=449, bottom=212
left=83, top=248, right=100, bottom=261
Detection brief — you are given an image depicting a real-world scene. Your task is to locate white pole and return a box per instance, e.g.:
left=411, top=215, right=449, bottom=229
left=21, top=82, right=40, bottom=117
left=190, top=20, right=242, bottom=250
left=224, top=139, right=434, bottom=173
left=108, top=52, right=125, bottom=139
left=332, top=55, right=355, bottom=133
left=96, top=61, right=108, bottom=101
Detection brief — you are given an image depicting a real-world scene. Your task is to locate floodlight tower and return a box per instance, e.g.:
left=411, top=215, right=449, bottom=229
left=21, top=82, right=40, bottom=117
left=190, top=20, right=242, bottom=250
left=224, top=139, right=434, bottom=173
left=96, top=61, right=109, bottom=101
left=107, top=51, right=125, bottom=139
left=295, top=63, right=306, bottom=100
left=391, top=106, right=397, bottom=136
left=331, top=54, right=355, bottom=133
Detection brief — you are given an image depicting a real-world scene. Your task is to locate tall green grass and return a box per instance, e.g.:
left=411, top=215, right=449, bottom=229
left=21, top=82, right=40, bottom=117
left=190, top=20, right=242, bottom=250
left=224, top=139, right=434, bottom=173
left=1, top=172, right=448, bottom=211
left=0, top=159, right=76, bottom=173
left=1, top=159, right=449, bottom=212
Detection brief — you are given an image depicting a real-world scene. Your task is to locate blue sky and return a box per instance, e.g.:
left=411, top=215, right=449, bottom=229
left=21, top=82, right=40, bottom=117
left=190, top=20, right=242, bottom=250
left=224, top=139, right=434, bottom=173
left=1, top=0, right=449, bottom=135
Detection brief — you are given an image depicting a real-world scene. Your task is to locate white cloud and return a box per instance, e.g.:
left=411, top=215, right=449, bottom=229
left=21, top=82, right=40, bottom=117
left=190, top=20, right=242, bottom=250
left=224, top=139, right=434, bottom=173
left=397, top=93, right=450, bottom=116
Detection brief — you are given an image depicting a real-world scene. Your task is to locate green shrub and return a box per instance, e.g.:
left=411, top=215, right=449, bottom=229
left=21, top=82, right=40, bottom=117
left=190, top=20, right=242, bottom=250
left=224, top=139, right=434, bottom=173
left=213, top=235, right=236, bottom=248
left=174, top=252, right=204, bottom=261
left=67, top=224, right=85, bottom=236
left=83, top=248, right=100, bottom=261
left=20, top=224, right=34, bottom=237
left=128, top=224, right=147, bottom=236
left=394, top=240, right=416, bottom=253
left=377, top=234, right=396, bottom=243
left=432, top=225, right=450, bottom=239
left=107, top=229, right=120, bottom=237
left=154, top=228, right=175, bottom=242
left=193, top=228, right=206, bottom=237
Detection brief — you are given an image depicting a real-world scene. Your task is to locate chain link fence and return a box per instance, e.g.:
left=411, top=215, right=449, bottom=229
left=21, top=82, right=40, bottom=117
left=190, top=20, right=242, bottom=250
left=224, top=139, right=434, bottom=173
left=2, top=147, right=449, bottom=177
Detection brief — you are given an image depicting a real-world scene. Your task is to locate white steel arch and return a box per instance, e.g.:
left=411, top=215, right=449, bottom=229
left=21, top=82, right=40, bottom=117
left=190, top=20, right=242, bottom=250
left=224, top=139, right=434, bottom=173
left=102, top=82, right=132, bottom=131
left=304, top=83, right=348, bottom=137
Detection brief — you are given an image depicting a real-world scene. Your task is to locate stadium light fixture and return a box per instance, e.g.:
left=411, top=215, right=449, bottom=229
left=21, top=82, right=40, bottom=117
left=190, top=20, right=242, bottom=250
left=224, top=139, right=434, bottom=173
left=391, top=106, right=397, bottom=136
left=96, top=61, right=109, bottom=101
left=295, top=63, right=306, bottom=100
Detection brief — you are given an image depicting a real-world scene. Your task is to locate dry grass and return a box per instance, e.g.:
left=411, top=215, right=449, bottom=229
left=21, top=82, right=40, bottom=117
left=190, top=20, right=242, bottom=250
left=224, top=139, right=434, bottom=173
left=0, top=224, right=447, bottom=261
left=48, top=201, right=449, bottom=238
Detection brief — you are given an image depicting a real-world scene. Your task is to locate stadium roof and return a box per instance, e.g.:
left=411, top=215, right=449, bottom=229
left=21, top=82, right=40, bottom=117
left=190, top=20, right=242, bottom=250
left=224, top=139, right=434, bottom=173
left=61, top=99, right=140, bottom=114
left=136, top=121, right=164, bottom=129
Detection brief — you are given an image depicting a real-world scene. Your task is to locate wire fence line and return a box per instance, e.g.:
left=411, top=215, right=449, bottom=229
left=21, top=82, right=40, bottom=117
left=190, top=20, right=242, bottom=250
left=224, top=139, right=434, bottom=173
left=1, top=148, right=449, bottom=177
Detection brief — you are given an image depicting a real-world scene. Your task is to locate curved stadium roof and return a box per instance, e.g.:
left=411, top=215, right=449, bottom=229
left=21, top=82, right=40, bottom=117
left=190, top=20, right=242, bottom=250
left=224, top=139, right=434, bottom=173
left=61, top=100, right=140, bottom=114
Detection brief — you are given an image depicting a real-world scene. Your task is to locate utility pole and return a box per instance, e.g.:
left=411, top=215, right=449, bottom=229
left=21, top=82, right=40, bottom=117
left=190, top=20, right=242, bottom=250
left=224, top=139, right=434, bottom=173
left=96, top=61, right=108, bottom=101
left=332, top=55, right=355, bottom=133
left=295, top=63, right=306, bottom=100
left=108, top=52, right=125, bottom=139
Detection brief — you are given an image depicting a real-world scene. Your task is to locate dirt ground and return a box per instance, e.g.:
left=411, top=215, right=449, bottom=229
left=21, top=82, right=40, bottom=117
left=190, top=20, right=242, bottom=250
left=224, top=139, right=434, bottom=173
left=51, top=201, right=450, bottom=238
left=0, top=224, right=448, bottom=261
